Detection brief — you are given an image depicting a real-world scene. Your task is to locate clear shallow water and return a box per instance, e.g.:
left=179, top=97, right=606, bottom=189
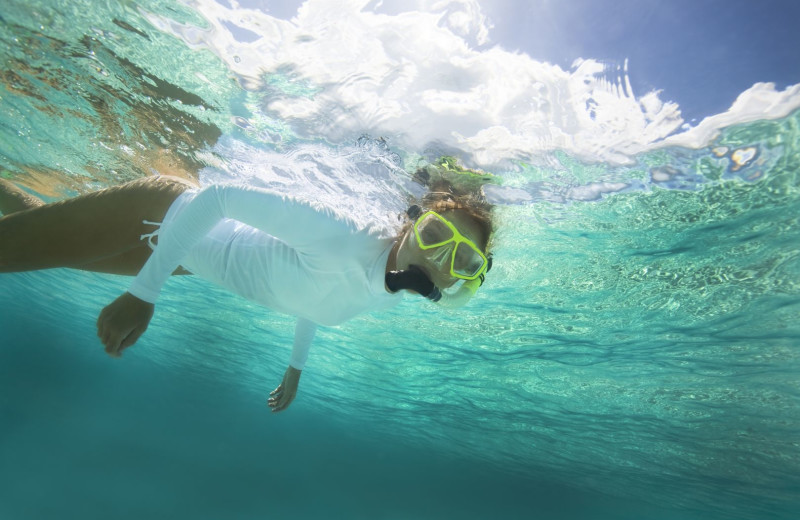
left=1, top=1, right=799, bottom=519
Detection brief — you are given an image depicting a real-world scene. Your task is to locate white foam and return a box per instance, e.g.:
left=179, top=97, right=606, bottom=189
left=146, top=0, right=800, bottom=166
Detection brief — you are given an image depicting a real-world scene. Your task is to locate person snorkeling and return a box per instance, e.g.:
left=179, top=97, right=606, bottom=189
left=0, top=157, right=495, bottom=412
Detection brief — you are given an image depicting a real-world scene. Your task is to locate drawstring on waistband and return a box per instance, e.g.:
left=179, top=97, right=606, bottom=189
left=140, top=220, right=162, bottom=249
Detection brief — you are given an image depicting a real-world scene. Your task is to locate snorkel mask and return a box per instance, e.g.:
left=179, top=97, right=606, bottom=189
left=385, top=205, right=492, bottom=308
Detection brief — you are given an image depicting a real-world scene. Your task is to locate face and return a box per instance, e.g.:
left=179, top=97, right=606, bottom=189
left=394, top=210, right=486, bottom=289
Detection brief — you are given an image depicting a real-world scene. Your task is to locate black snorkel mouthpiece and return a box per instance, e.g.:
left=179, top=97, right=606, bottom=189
left=385, top=265, right=442, bottom=302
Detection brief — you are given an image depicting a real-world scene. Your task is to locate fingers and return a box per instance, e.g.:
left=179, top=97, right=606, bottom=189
left=97, top=304, right=117, bottom=353
left=104, top=329, right=139, bottom=358
left=96, top=306, right=110, bottom=344
left=95, top=293, right=153, bottom=359
left=267, top=387, right=295, bottom=413
left=97, top=316, right=133, bottom=358
left=268, top=397, right=290, bottom=413
left=103, top=332, right=124, bottom=358
left=105, top=345, right=122, bottom=358
left=97, top=313, right=122, bottom=357
left=119, top=325, right=146, bottom=350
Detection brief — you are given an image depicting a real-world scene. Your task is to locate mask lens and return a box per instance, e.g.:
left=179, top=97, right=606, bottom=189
left=417, top=215, right=454, bottom=246
left=453, top=243, right=486, bottom=278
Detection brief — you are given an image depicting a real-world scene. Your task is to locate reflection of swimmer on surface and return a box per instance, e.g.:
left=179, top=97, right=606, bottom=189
left=0, top=158, right=495, bottom=413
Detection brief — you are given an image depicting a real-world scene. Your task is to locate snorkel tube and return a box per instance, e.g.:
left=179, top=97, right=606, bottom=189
left=385, top=256, right=491, bottom=309
left=436, top=275, right=483, bottom=308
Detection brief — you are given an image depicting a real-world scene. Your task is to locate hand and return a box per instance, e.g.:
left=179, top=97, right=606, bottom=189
left=96, top=292, right=154, bottom=358
left=268, top=366, right=302, bottom=413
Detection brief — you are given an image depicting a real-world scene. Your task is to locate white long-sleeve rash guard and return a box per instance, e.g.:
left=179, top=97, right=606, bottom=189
left=128, top=184, right=404, bottom=370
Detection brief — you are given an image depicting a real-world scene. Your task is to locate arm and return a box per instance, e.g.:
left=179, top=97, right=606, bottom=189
left=97, top=184, right=345, bottom=355
left=268, top=318, right=317, bottom=413
left=128, top=184, right=352, bottom=303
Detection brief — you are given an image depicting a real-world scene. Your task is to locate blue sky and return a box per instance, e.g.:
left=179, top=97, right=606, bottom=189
left=482, top=0, right=800, bottom=123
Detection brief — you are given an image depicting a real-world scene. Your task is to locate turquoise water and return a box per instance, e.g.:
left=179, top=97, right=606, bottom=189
left=2, top=1, right=799, bottom=519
